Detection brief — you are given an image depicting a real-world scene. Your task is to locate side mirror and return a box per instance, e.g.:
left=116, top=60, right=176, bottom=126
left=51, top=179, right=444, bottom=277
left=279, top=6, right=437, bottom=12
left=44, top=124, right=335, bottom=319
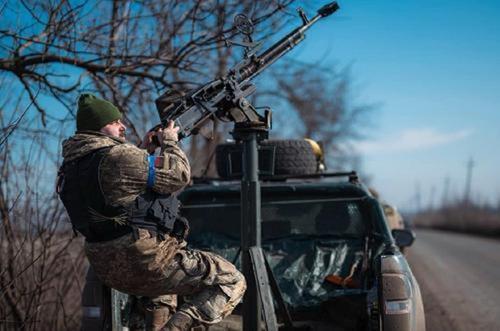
left=392, top=229, right=415, bottom=247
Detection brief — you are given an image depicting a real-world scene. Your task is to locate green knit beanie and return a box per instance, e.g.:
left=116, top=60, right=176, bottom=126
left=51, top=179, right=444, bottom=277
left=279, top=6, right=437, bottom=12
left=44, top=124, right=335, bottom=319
left=76, top=93, right=122, bottom=131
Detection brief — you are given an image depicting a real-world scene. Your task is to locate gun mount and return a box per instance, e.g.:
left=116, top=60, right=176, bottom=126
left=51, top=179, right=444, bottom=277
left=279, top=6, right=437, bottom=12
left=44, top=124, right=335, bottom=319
left=154, top=2, right=339, bottom=140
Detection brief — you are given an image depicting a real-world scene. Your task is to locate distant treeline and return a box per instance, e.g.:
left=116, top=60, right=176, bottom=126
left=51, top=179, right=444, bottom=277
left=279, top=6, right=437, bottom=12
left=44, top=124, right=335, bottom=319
left=411, top=202, right=500, bottom=237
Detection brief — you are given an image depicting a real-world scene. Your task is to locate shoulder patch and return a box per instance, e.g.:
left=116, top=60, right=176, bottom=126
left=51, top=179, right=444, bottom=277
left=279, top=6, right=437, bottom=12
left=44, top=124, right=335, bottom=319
left=154, top=156, right=165, bottom=169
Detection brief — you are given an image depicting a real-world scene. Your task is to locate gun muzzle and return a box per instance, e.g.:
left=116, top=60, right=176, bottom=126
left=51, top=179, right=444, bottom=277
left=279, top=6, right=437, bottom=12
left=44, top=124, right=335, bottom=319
left=318, top=2, right=340, bottom=17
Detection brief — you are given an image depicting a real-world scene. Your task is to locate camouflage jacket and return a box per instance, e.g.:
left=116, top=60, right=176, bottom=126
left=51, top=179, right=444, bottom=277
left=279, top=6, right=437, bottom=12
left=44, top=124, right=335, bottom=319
left=61, top=131, right=191, bottom=207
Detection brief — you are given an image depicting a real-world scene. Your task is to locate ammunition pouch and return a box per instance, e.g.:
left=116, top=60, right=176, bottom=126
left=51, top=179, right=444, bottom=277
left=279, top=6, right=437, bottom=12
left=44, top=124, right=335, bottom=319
left=126, top=191, right=179, bottom=241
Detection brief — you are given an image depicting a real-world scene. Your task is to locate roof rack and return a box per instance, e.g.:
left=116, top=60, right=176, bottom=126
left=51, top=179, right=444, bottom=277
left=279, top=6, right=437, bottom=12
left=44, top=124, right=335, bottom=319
left=268, top=171, right=359, bottom=183
left=191, top=171, right=359, bottom=184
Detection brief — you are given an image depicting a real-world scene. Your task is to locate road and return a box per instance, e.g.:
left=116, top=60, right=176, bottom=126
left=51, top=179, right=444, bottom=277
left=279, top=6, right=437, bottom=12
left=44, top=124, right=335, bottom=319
left=406, top=229, right=500, bottom=331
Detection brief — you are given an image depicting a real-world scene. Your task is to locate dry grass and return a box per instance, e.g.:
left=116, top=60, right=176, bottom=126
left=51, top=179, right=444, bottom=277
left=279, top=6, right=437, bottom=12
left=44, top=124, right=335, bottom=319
left=0, top=223, right=87, bottom=330
left=0, top=173, right=87, bottom=330
left=412, top=203, right=500, bottom=237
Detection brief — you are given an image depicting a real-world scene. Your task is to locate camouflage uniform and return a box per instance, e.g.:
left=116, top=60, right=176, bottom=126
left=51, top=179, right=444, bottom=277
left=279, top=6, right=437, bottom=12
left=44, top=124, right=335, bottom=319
left=61, top=132, right=246, bottom=327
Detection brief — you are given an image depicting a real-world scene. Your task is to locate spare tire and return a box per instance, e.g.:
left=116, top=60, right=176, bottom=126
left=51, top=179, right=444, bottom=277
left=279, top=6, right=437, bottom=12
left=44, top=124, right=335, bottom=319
left=216, top=139, right=317, bottom=178
left=263, top=140, right=317, bottom=175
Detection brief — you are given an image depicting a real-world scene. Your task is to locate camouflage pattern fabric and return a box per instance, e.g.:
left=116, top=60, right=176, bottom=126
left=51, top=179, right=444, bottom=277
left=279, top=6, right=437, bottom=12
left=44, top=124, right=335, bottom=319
left=128, top=295, right=176, bottom=331
left=62, top=131, right=191, bottom=207
left=85, top=229, right=246, bottom=325
left=99, top=138, right=190, bottom=207
left=62, top=131, right=123, bottom=162
left=129, top=295, right=177, bottom=331
left=148, top=295, right=177, bottom=311
left=62, top=131, right=244, bottom=326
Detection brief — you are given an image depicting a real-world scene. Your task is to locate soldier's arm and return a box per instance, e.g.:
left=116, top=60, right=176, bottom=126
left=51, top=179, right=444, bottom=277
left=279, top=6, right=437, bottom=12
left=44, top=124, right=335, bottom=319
left=98, top=127, right=190, bottom=206
left=152, top=126, right=191, bottom=195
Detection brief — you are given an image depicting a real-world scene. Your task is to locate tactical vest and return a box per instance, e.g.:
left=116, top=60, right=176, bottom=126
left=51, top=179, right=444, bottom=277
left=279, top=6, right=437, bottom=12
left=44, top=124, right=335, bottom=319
left=58, top=147, right=179, bottom=242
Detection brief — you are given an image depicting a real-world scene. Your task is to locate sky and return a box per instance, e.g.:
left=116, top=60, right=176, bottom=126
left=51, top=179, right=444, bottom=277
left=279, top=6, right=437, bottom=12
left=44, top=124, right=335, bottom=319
left=290, top=0, right=500, bottom=210
left=3, top=0, right=499, bottom=211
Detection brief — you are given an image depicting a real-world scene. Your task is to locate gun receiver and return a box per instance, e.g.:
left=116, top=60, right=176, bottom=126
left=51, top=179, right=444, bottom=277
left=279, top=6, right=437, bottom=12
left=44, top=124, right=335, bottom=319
left=155, top=2, right=339, bottom=140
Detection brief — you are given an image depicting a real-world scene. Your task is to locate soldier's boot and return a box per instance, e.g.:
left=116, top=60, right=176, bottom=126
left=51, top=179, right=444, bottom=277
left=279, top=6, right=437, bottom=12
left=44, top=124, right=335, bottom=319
left=145, top=305, right=172, bottom=331
left=163, top=311, right=193, bottom=331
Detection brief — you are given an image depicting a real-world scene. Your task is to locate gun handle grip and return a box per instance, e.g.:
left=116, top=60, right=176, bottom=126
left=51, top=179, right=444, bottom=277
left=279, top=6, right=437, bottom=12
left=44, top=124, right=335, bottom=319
left=148, top=124, right=162, bottom=147
left=151, top=135, right=160, bottom=146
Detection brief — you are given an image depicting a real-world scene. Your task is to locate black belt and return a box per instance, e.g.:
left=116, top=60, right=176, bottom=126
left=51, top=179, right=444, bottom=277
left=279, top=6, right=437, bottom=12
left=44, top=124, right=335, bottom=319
left=85, top=216, right=189, bottom=243
left=85, top=223, right=133, bottom=243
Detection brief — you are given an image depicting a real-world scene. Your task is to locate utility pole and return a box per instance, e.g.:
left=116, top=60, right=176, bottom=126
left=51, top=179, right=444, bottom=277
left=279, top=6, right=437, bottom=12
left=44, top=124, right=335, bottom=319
left=464, top=157, right=474, bottom=203
left=428, top=185, right=436, bottom=210
left=441, top=176, right=450, bottom=207
left=415, top=182, right=422, bottom=213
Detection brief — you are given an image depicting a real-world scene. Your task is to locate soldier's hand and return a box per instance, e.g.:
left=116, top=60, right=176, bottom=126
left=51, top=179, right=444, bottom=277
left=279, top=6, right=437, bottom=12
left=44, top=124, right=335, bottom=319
left=156, top=121, right=179, bottom=143
left=139, top=131, right=158, bottom=154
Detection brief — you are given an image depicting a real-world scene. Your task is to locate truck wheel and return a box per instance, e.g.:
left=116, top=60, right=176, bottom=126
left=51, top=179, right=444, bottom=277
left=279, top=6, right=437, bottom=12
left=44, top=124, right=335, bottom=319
left=215, top=139, right=317, bottom=178
left=262, top=139, right=317, bottom=175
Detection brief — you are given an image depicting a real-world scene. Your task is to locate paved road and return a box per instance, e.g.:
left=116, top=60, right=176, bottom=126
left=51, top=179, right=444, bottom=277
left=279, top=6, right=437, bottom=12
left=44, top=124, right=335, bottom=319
left=406, top=229, right=500, bottom=331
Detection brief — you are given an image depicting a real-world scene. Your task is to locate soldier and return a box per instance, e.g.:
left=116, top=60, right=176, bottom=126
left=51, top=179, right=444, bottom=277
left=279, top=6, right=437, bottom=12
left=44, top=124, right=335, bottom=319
left=57, top=94, right=246, bottom=331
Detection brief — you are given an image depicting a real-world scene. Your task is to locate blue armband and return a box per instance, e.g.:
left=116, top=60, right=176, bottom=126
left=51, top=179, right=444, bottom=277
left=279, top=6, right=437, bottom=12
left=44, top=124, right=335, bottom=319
left=147, top=155, right=156, bottom=188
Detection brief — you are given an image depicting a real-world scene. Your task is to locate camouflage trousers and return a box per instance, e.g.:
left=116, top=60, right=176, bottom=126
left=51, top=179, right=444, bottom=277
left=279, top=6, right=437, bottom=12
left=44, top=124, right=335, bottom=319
left=85, top=229, right=246, bottom=325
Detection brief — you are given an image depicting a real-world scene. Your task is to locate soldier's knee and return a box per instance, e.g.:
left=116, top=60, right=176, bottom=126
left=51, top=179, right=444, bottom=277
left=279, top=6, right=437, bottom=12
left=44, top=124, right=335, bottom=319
left=235, top=269, right=247, bottom=296
left=226, top=269, right=247, bottom=303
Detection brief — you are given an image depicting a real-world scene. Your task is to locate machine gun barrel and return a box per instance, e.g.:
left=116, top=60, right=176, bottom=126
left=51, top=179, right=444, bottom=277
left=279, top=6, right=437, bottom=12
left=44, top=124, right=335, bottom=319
left=236, top=2, right=339, bottom=83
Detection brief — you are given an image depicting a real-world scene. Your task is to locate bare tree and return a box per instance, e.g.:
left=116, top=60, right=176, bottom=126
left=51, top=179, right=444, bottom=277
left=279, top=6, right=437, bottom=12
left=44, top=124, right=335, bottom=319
left=0, top=1, right=296, bottom=329
left=0, top=128, right=86, bottom=330
left=264, top=61, right=375, bottom=169
left=0, top=1, right=375, bottom=329
left=0, top=0, right=291, bottom=134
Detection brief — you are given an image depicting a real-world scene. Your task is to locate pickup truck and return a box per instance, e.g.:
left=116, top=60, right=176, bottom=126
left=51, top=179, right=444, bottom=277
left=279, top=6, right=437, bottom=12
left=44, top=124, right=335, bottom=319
left=180, top=170, right=425, bottom=330
left=81, top=140, right=425, bottom=331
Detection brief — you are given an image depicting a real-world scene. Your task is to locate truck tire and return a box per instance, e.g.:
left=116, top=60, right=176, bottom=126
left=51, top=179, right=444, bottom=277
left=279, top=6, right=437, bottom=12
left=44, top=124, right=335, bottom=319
left=262, top=139, right=317, bottom=175
left=216, top=139, right=317, bottom=178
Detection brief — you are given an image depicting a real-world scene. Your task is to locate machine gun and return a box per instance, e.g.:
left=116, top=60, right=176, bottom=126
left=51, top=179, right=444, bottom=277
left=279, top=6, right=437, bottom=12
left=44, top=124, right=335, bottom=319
left=154, top=4, right=340, bottom=331
left=154, top=1, right=339, bottom=139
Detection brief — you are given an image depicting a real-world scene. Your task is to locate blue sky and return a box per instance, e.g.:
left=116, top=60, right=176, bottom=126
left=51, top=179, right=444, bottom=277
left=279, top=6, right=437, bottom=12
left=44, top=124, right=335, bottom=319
left=3, top=0, right=498, bottom=210
left=289, top=0, right=500, bottom=209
